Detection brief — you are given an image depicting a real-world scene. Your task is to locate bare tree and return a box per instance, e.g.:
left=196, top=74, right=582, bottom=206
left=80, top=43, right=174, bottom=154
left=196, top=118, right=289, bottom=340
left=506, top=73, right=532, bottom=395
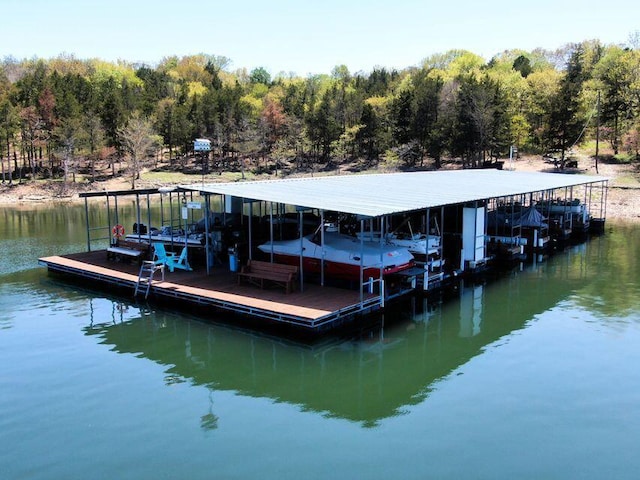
left=0, top=97, right=19, bottom=184
left=84, top=112, right=105, bottom=182
left=628, top=30, right=640, bottom=50
left=19, top=106, right=43, bottom=181
left=118, top=112, right=161, bottom=189
left=55, top=116, right=86, bottom=192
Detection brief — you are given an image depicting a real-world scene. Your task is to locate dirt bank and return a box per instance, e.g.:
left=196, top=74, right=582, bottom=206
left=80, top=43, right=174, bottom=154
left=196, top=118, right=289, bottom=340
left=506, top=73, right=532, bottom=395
left=512, top=155, right=640, bottom=220
left=1, top=156, right=638, bottom=220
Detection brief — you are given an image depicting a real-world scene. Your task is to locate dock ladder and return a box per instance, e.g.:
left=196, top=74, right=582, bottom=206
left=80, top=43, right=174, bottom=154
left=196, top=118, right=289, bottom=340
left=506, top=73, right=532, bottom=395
left=135, top=261, right=165, bottom=298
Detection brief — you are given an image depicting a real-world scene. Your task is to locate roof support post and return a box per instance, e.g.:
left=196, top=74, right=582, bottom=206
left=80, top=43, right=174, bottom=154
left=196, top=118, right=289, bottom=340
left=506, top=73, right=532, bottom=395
left=159, top=191, right=164, bottom=227
left=379, top=215, right=385, bottom=303
left=248, top=199, right=253, bottom=261
left=269, top=203, right=274, bottom=263
left=568, top=186, right=573, bottom=229
left=320, top=210, right=325, bottom=287
left=113, top=196, right=119, bottom=243
left=299, top=210, right=304, bottom=293
left=146, top=192, right=152, bottom=242
left=359, top=218, right=364, bottom=305
left=84, top=196, right=91, bottom=252
left=167, top=192, right=176, bottom=249
left=105, top=194, right=112, bottom=247
left=425, top=208, right=430, bottom=256
left=204, top=194, right=211, bottom=275
left=474, top=201, right=478, bottom=264
left=135, top=193, right=142, bottom=241
left=425, top=208, right=430, bottom=290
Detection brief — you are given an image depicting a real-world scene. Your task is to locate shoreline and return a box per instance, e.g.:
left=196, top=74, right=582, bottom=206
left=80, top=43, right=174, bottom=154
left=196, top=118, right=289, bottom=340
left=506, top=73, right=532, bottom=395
left=1, top=157, right=639, bottom=220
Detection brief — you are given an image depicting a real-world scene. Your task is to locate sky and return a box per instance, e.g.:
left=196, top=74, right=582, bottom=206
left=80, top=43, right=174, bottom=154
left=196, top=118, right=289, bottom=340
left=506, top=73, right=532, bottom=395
left=1, top=0, right=638, bottom=75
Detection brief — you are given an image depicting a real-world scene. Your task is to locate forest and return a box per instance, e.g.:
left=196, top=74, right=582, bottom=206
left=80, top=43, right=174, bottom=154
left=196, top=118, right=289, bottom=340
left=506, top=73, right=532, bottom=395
left=0, top=38, right=639, bottom=189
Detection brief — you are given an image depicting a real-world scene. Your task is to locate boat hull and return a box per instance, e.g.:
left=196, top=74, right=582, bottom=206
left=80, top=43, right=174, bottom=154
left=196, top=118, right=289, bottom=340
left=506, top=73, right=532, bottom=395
left=268, top=253, right=413, bottom=281
left=258, top=232, right=414, bottom=282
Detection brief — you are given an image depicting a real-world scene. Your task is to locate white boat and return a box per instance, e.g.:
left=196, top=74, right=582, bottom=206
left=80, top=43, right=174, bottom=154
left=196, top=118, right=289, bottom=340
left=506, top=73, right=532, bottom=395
left=355, top=217, right=442, bottom=260
left=356, top=231, right=440, bottom=257
left=125, top=219, right=229, bottom=251
left=537, top=199, right=587, bottom=215
left=257, top=231, right=414, bottom=281
left=125, top=226, right=207, bottom=248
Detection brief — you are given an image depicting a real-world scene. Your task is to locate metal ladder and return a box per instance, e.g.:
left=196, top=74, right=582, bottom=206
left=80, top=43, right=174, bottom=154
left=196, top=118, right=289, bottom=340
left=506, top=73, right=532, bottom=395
left=135, top=261, right=164, bottom=299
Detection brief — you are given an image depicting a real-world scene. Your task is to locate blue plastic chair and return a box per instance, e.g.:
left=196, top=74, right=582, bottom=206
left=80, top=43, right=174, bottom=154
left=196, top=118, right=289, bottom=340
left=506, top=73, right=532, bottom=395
left=152, top=243, right=192, bottom=272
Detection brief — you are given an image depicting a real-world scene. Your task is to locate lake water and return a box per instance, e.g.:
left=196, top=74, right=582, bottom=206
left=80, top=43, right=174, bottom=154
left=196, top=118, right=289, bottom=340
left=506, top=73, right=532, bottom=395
left=1, top=203, right=640, bottom=479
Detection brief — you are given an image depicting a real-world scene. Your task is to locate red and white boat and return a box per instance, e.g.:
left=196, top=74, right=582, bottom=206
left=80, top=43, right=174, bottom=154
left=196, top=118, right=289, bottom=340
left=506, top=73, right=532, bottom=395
left=257, top=230, right=414, bottom=281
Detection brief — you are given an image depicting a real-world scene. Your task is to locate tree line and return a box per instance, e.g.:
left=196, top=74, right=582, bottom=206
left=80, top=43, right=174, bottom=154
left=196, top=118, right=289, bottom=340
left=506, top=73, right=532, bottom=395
left=1, top=37, right=639, bottom=188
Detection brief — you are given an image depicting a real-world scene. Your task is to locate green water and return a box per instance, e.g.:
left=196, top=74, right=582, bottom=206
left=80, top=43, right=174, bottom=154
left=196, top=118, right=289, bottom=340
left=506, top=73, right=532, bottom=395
left=1, top=203, right=640, bottom=479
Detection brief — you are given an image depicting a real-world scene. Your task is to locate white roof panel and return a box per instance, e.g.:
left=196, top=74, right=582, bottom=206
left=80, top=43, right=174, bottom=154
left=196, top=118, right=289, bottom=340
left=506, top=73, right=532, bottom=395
left=180, top=170, right=607, bottom=217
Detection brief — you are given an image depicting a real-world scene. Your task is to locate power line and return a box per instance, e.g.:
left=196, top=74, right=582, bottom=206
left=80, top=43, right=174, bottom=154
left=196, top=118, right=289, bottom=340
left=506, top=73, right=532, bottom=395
left=569, top=103, right=597, bottom=150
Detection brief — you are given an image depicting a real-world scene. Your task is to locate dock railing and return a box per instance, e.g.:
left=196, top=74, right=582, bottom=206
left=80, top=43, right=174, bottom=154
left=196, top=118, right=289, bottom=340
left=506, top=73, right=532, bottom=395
left=363, top=277, right=385, bottom=308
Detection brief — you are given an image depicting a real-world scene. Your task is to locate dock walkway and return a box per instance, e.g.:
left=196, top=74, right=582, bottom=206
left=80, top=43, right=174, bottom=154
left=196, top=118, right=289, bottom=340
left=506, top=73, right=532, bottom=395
left=39, top=251, right=379, bottom=330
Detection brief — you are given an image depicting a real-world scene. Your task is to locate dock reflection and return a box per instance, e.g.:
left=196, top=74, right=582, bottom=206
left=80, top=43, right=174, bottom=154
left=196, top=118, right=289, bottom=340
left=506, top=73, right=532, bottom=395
left=82, top=249, right=590, bottom=427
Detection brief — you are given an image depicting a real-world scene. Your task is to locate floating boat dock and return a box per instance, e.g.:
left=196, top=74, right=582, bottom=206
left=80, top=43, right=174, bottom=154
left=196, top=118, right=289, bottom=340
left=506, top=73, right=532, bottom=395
left=39, top=251, right=379, bottom=330
left=39, top=169, right=608, bottom=334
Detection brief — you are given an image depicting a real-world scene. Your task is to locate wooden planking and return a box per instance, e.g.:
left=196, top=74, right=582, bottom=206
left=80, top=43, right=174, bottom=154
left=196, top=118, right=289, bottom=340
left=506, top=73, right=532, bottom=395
left=154, top=281, right=332, bottom=319
left=39, top=252, right=373, bottom=322
left=40, top=255, right=140, bottom=283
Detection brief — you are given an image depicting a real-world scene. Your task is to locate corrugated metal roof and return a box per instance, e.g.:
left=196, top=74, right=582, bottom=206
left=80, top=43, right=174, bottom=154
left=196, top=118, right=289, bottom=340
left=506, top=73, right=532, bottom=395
left=180, top=170, right=608, bottom=217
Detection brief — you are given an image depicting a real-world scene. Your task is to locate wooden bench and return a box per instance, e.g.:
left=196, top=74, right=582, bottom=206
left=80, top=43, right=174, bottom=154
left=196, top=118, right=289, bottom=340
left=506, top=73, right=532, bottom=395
left=237, top=259, right=298, bottom=294
left=107, top=240, right=150, bottom=264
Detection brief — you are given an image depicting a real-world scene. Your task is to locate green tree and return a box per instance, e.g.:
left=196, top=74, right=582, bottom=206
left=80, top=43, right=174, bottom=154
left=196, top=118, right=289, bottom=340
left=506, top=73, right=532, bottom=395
left=525, top=68, right=562, bottom=151
left=412, top=69, right=443, bottom=167
left=250, top=67, right=271, bottom=85
left=513, top=55, right=533, bottom=78
left=280, top=78, right=308, bottom=118
left=357, top=102, right=382, bottom=160
left=362, top=96, right=392, bottom=161
left=451, top=75, right=508, bottom=166
left=98, top=77, right=127, bottom=149
left=13, top=59, right=48, bottom=107
left=306, top=87, right=341, bottom=161
left=357, top=67, right=399, bottom=96
left=136, top=66, right=171, bottom=116
left=546, top=43, right=591, bottom=166
left=592, top=46, right=637, bottom=154
left=214, top=82, right=248, bottom=162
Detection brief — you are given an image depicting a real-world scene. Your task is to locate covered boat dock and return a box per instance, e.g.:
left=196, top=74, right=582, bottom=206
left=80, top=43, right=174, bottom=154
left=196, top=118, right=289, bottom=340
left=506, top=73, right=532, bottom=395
left=39, top=169, right=608, bottom=333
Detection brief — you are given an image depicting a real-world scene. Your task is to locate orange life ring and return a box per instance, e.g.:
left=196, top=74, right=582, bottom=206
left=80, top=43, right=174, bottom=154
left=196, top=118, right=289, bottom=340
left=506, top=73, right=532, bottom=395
left=112, top=224, right=125, bottom=238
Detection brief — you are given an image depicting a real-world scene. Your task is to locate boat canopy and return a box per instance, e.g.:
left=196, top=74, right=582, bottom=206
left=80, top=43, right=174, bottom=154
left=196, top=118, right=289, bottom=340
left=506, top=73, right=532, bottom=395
left=519, top=206, right=548, bottom=228
left=180, top=170, right=607, bottom=218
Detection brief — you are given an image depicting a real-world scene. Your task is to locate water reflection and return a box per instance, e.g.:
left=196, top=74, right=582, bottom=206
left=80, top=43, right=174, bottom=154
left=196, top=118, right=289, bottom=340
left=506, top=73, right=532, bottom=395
left=4, top=199, right=640, bottom=430
left=200, top=390, right=219, bottom=431
left=573, top=224, right=640, bottom=318
left=459, top=284, right=483, bottom=338
left=81, top=243, right=596, bottom=428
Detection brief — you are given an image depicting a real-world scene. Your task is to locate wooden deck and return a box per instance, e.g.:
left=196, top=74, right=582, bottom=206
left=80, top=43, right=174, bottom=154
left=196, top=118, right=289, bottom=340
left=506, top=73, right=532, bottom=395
left=39, top=250, right=382, bottom=330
